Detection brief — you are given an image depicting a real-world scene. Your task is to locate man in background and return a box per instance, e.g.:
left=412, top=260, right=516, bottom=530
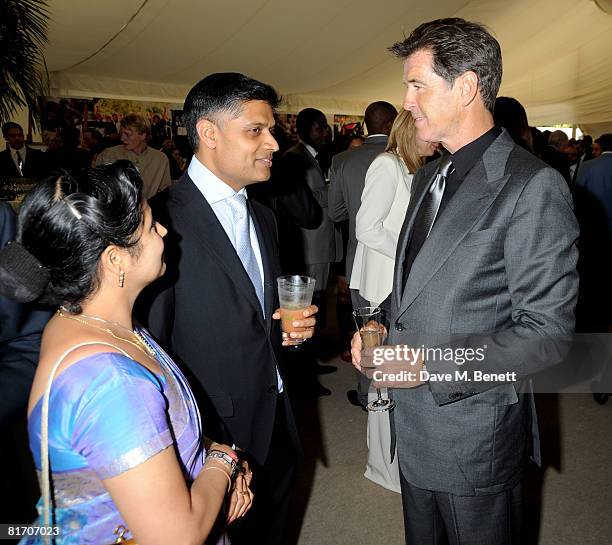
left=0, top=122, right=46, bottom=180
left=95, top=113, right=170, bottom=199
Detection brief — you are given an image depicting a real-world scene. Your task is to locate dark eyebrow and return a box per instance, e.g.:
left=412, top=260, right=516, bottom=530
left=245, top=121, right=275, bottom=129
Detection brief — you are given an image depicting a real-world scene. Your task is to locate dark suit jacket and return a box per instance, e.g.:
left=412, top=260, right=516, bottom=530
left=540, top=145, right=571, bottom=183
left=388, top=130, right=578, bottom=495
left=280, top=144, right=342, bottom=268
left=328, top=135, right=388, bottom=279
left=576, top=153, right=612, bottom=235
left=0, top=204, right=51, bottom=426
left=248, top=157, right=322, bottom=275
left=138, top=174, right=299, bottom=465
left=0, top=147, right=47, bottom=180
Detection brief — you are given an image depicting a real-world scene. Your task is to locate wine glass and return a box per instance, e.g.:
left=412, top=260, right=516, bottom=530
left=352, top=306, right=395, bottom=412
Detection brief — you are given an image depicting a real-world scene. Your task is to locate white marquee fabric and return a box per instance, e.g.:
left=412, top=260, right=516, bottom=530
left=44, top=0, right=612, bottom=129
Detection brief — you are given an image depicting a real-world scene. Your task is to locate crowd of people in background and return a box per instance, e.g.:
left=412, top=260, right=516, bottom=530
left=2, top=98, right=611, bottom=395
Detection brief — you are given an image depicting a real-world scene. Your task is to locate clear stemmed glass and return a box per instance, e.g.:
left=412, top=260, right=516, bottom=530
left=353, top=306, right=395, bottom=412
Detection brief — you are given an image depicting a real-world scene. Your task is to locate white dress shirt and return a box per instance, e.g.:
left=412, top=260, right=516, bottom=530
left=303, top=141, right=317, bottom=159
left=9, top=146, right=27, bottom=173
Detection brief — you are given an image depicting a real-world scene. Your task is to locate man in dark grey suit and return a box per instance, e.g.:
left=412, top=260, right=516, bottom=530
left=329, top=101, right=397, bottom=408
left=352, top=18, right=578, bottom=544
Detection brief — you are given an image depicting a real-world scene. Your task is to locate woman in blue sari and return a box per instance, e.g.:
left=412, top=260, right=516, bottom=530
left=0, top=161, right=252, bottom=544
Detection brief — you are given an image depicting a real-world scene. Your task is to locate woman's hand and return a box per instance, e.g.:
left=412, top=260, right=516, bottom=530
left=226, top=473, right=254, bottom=523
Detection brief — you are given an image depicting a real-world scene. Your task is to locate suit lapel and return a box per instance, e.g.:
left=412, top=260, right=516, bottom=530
left=298, top=143, right=324, bottom=178
left=397, top=132, right=514, bottom=314
left=178, top=177, right=267, bottom=329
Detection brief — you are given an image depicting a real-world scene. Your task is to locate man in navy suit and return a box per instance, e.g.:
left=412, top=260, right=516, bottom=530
left=0, top=203, right=52, bottom=426
left=576, top=133, right=612, bottom=236
left=139, top=73, right=318, bottom=545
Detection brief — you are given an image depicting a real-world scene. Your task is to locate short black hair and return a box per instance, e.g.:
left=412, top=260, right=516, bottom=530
left=364, top=101, right=398, bottom=135
left=2, top=122, right=23, bottom=137
left=494, top=96, right=530, bottom=149
left=183, top=72, right=281, bottom=151
left=16, top=161, right=145, bottom=312
left=389, top=18, right=502, bottom=113
left=296, top=108, right=326, bottom=141
left=597, top=133, right=612, bottom=152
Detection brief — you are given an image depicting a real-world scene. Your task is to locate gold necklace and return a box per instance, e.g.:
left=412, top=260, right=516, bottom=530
left=57, top=309, right=157, bottom=359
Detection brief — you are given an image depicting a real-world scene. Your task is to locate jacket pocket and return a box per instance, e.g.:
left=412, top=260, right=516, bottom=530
left=461, top=228, right=502, bottom=246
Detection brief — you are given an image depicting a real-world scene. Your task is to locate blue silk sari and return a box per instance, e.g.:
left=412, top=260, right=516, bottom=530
left=21, top=329, right=208, bottom=544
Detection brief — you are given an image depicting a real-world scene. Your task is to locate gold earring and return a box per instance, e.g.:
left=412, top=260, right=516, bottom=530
left=119, top=270, right=125, bottom=288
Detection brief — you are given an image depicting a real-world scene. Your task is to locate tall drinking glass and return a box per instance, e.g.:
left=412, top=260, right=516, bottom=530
left=353, top=306, right=395, bottom=412
left=277, top=275, right=316, bottom=346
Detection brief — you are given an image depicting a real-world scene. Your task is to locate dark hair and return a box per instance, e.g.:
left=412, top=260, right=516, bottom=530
left=364, top=101, right=397, bottom=135
left=530, top=126, right=548, bottom=157
left=184, top=72, right=281, bottom=151
left=2, top=122, right=23, bottom=137
left=296, top=108, right=326, bottom=141
left=494, top=97, right=532, bottom=151
left=597, top=133, right=612, bottom=152
left=10, top=161, right=144, bottom=312
left=389, top=18, right=502, bottom=112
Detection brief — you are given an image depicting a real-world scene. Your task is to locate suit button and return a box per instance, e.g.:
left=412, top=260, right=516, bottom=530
left=395, top=322, right=405, bottom=331
left=267, top=384, right=277, bottom=393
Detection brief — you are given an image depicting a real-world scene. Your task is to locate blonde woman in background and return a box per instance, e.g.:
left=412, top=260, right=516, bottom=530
left=350, top=110, right=437, bottom=492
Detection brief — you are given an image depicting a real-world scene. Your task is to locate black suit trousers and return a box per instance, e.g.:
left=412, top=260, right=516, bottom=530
left=228, top=394, right=297, bottom=545
left=399, top=468, right=523, bottom=545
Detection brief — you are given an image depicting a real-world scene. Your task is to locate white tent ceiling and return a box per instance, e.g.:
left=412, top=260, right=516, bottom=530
left=44, top=0, right=612, bottom=131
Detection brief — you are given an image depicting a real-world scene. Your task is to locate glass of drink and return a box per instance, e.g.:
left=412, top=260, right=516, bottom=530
left=277, top=275, right=316, bottom=346
left=353, top=306, right=395, bottom=412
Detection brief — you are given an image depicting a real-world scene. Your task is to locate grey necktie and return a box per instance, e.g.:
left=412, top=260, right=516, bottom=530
left=16, top=150, right=24, bottom=176
left=228, top=193, right=264, bottom=311
left=402, top=155, right=454, bottom=289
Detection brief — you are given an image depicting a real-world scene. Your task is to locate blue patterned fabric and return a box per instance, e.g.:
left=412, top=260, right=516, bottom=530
left=20, top=329, right=205, bottom=545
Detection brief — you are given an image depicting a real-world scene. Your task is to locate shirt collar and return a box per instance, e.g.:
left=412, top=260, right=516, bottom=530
left=366, top=134, right=387, bottom=138
left=449, top=125, right=502, bottom=180
left=187, top=154, right=246, bottom=204
left=301, top=141, right=317, bottom=159
left=10, top=146, right=26, bottom=156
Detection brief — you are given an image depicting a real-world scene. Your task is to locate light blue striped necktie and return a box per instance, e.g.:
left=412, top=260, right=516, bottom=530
left=228, top=193, right=264, bottom=312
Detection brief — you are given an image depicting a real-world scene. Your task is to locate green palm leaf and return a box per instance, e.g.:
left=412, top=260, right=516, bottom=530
left=0, top=0, right=49, bottom=129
